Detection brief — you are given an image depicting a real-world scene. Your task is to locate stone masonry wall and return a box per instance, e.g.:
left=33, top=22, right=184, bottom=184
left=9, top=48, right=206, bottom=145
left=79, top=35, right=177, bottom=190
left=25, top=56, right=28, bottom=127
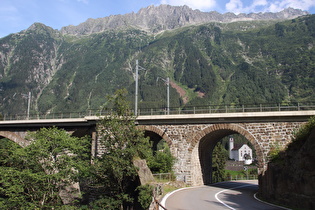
left=137, top=121, right=305, bottom=186
left=0, top=120, right=306, bottom=186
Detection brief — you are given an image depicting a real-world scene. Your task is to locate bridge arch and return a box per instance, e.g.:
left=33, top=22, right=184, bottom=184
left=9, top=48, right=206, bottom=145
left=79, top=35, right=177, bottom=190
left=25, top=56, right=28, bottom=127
left=0, top=131, right=30, bottom=147
left=189, top=124, right=265, bottom=185
left=138, top=125, right=172, bottom=149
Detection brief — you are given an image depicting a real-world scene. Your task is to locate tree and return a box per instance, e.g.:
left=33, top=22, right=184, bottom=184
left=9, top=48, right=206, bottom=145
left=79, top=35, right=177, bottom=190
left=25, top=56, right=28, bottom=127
left=148, top=140, right=175, bottom=174
left=91, top=89, right=152, bottom=209
left=0, top=127, right=91, bottom=208
left=212, top=142, right=228, bottom=183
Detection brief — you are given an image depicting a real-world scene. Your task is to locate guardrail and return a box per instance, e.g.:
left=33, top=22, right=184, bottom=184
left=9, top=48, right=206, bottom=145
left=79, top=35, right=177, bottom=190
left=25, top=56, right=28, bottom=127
left=225, top=175, right=258, bottom=181
left=1, top=102, right=315, bottom=121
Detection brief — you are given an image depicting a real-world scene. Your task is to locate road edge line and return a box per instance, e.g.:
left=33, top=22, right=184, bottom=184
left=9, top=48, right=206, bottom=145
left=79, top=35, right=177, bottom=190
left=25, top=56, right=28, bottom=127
left=215, top=184, right=253, bottom=210
left=253, top=192, right=292, bottom=210
left=159, top=186, right=198, bottom=210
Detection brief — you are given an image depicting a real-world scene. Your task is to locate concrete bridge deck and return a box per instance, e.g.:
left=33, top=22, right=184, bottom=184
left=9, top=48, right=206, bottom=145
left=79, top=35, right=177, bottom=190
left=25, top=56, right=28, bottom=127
left=1, top=110, right=314, bottom=126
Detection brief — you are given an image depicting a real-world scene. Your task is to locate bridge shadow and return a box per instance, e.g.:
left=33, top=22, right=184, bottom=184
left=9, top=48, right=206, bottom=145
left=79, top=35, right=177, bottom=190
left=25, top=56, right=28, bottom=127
left=203, top=180, right=273, bottom=210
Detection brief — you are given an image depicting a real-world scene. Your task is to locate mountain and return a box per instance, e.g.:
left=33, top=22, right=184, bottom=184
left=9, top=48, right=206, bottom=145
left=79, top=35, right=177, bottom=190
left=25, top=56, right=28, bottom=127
left=0, top=5, right=314, bottom=117
left=60, top=5, right=308, bottom=35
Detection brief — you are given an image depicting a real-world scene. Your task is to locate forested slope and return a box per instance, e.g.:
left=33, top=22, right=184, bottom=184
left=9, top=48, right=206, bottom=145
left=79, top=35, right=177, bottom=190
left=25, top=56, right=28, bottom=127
left=0, top=14, right=314, bottom=116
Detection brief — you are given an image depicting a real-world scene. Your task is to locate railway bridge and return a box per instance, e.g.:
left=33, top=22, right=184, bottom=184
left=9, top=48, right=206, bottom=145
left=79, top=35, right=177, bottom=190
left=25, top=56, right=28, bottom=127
left=1, top=109, right=314, bottom=186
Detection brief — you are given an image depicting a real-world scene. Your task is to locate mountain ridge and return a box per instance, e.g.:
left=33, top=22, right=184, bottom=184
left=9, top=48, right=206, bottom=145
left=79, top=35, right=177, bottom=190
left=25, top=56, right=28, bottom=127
left=59, top=5, right=308, bottom=36
left=0, top=7, right=314, bottom=116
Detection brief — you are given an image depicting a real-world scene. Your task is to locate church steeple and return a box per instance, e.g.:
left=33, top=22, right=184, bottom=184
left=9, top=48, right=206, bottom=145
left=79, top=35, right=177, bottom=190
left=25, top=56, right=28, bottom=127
left=229, top=136, right=234, bottom=159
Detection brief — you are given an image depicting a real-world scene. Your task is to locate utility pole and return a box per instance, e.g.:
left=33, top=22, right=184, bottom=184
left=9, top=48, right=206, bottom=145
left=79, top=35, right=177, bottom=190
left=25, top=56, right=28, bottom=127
left=166, top=77, right=170, bottom=115
left=134, top=60, right=148, bottom=116
left=135, top=60, right=139, bottom=116
left=22, top=92, right=31, bottom=120
left=157, top=77, right=170, bottom=115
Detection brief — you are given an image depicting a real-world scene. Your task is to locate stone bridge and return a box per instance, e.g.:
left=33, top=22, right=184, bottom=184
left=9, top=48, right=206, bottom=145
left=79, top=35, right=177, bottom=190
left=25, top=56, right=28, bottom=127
left=1, top=110, right=314, bottom=186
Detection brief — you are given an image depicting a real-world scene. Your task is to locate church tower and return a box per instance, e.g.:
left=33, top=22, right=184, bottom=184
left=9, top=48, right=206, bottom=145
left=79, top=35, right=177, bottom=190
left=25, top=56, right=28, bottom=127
left=229, top=136, right=234, bottom=159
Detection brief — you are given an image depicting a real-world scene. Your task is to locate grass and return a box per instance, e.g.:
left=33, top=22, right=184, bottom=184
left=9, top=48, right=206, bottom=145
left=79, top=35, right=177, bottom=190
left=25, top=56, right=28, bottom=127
left=225, top=169, right=258, bottom=180
left=163, top=184, right=179, bottom=194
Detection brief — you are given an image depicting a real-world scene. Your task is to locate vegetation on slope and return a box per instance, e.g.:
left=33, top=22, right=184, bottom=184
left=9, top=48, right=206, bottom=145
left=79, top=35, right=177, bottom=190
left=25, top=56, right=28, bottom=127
left=0, top=90, right=175, bottom=209
left=260, top=116, right=315, bottom=209
left=0, top=127, right=91, bottom=208
left=0, top=15, right=314, bottom=116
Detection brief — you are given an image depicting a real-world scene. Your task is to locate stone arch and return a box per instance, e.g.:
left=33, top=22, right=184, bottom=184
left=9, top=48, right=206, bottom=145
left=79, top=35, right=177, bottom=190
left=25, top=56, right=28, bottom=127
left=189, top=124, right=264, bottom=185
left=0, top=131, right=30, bottom=147
left=137, top=125, right=172, bottom=147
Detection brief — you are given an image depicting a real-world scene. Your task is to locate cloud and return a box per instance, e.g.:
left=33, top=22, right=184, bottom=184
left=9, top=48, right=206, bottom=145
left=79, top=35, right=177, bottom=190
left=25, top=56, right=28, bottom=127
left=160, top=0, right=217, bottom=11
left=267, top=0, right=315, bottom=12
left=225, top=0, right=315, bottom=14
left=226, top=0, right=244, bottom=13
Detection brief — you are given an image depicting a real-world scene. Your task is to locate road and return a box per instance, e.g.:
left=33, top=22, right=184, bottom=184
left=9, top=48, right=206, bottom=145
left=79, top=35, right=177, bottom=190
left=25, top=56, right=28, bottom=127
left=161, top=180, right=287, bottom=210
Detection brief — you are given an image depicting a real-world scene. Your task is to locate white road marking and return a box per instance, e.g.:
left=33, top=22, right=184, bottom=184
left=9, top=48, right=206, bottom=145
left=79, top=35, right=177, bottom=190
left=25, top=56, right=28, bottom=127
left=215, top=184, right=252, bottom=210
left=159, top=186, right=199, bottom=210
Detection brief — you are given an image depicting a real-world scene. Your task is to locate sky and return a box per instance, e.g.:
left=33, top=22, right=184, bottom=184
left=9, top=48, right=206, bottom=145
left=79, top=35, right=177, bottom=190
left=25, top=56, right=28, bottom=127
left=1, top=0, right=315, bottom=38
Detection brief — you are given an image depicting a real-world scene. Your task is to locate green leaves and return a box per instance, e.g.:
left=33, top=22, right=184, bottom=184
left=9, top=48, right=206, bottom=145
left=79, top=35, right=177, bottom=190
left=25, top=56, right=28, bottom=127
left=136, top=184, right=154, bottom=209
left=147, top=140, right=175, bottom=174
left=212, top=142, right=228, bottom=183
left=0, top=127, right=91, bottom=208
left=92, top=89, right=152, bottom=208
left=2, top=15, right=315, bottom=115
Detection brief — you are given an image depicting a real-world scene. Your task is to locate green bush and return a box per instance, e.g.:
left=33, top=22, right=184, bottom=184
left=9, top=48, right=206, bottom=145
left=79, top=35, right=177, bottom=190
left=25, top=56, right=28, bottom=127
left=293, top=116, right=315, bottom=142
left=148, top=140, right=175, bottom=174
left=136, top=184, right=153, bottom=210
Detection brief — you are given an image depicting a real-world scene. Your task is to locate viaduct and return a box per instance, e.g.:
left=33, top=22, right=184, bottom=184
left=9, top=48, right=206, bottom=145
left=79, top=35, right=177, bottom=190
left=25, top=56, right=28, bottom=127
left=0, top=110, right=314, bottom=186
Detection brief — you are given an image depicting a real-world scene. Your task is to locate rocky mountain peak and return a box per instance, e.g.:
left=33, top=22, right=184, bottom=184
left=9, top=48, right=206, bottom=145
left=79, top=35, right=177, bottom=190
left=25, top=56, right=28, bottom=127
left=25, top=22, right=59, bottom=36
left=60, top=5, right=308, bottom=36
left=61, top=5, right=308, bottom=35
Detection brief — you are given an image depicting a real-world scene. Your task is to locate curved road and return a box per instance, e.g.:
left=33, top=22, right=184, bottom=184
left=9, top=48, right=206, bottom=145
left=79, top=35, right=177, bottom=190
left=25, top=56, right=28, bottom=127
left=161, top=180, right=287, bottom=210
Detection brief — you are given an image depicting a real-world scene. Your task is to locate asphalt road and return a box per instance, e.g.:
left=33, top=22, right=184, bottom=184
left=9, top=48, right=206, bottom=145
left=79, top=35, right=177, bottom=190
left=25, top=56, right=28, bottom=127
left=161, top=180, right=287, bottom=210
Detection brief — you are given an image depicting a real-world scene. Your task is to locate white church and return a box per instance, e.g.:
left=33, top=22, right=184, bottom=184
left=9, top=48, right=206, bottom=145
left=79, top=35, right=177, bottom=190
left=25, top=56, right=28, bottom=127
left=229, top=137, right=253, bottom=165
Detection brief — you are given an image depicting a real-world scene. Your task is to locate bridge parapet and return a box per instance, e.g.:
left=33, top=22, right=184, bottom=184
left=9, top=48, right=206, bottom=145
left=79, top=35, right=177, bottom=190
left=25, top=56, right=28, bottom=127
left=1, top=102, right=315, bottom=121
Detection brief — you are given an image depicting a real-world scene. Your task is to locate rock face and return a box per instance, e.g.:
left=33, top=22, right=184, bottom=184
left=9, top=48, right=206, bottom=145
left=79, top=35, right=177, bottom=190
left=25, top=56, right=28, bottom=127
left=259, top=128, right=315, bottom=209
left=60, top=5, right=308, bottom=35
left=133, top=159, right=155, bottom=185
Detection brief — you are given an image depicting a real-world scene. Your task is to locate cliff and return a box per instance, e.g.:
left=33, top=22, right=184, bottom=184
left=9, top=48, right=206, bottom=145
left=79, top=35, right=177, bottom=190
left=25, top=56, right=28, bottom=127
left=259, top=118, right=315, bottom=209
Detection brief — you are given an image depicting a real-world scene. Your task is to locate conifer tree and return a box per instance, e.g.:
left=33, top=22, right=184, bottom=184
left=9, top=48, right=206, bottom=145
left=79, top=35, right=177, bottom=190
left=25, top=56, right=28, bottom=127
left=0, top=127, right=91, bottom=208
left=212, top=142, right=228, bottom=183
left=91, top=89, right=152, bottom=209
